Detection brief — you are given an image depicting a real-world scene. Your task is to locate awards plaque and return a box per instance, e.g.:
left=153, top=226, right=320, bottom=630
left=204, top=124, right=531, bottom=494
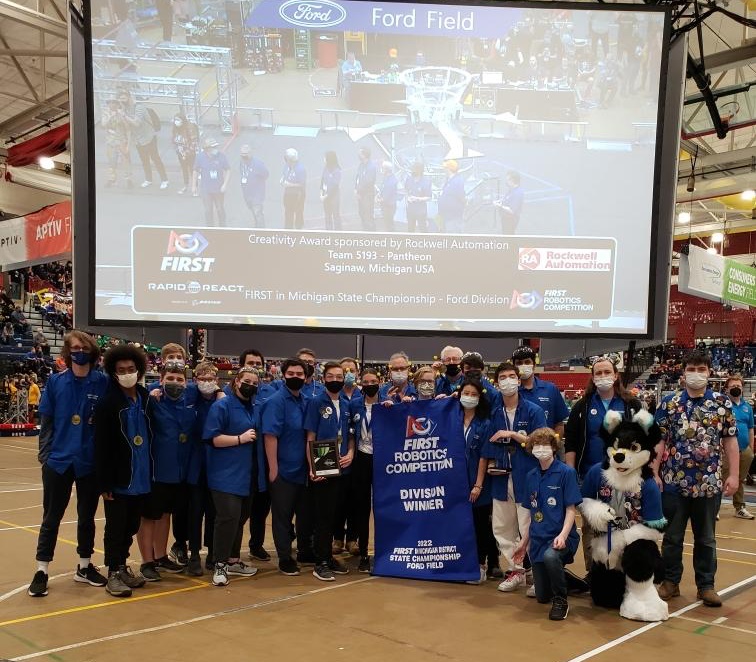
left=310, top=439, right=341, bottom=477
left=486, top=457, right=511, bottom=476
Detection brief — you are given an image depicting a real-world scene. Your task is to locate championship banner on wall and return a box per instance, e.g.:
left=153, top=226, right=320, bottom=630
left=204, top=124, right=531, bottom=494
left=372, top=397, right=479, bottom=582
left=0, top=201, right=72, bottom=271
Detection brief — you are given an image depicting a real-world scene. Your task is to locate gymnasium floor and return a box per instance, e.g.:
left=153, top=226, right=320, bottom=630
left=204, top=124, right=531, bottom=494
left=0, top=435, right=753, bottom=662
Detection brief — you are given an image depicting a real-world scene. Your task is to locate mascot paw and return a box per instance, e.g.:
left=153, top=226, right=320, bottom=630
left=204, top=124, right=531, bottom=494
left=620, top=579, right=669, bottom=622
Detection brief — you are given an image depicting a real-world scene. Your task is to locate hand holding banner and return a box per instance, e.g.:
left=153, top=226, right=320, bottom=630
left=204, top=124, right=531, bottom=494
left=372, top=397, right=479, bottom=582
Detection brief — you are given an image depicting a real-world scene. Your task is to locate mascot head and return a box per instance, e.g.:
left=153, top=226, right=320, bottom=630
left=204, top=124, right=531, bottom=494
left=599, top=409, right=661, bottom=483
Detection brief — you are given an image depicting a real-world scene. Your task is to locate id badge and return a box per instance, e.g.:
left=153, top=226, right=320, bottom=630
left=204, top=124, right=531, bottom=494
left=241, top=177, right=248, bottom=184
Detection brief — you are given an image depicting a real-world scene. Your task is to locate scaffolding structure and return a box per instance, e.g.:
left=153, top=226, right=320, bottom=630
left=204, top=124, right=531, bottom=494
left=4, top=390, right=28, bottom=424
left=92, top=40, right=237, bottom=132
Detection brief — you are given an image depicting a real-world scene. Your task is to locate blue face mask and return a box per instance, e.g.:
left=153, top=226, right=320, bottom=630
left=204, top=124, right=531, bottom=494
left=70, top=351, right=91, bottom=366
left=344, top=372, right=356, bottom=387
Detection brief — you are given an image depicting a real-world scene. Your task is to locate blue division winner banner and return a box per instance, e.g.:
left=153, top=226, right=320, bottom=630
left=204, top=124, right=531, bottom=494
left=372, top=398, right=478, bottom=581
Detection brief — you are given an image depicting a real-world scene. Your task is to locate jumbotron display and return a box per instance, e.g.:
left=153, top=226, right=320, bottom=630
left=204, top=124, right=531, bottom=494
left=89, top=0, right=669, bottom=334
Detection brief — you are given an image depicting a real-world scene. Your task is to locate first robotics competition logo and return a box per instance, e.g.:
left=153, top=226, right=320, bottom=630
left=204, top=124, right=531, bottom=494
left=406, top=416, right=438, bottom=438
left=161, top=231, right=215, bottom=272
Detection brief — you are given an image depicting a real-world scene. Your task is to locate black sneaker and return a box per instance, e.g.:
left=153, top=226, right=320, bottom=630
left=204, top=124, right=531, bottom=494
left=296, top=551, right=317, bottom=566
left=140, top=562, right=162, bottom=582
left=74, top=563, right=107, bottom=587
left=327, top=557, right=349, bottom=575
left=313, top=563, right=335, bottom=582
left=169, top=543, right=188, bottom=566
left=249, top=547, right=271, bottom=562
left=187, top=555, right=203, bottom=576
left=119, top=565, right=146, bottom=588
left=358, top=556, right=371, bottom=574
left=155, top=556, right=185, bottom=573
left=279, top=558, right=300, bottom=576
left=28, top=570, right=48, bottom=597
left=549, top=596, right=570, bottom=621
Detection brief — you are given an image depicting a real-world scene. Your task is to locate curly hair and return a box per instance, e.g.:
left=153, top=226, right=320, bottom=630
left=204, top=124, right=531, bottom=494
left=102, top=344, right=147, bottom=378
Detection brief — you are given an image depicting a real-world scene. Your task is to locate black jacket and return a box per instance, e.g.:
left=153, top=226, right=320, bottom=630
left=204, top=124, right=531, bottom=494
left=94, top=382, right=153, bottom=494
left=564, top=394, right=643, bottom=473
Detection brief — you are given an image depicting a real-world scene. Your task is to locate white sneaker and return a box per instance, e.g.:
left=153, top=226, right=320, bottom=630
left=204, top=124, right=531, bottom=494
left=140, top=180, right=152, bottom=188
left=498, top=570, right=525, bottom=592
left=526, top=584, right=536, bottom=598
left=226, top=561, right=258, bottom=576
left=735, top=507, right=755, bottom=520
left=212, top=563, right=229, bottom=586
left=159, top=180, right=169, bottom=190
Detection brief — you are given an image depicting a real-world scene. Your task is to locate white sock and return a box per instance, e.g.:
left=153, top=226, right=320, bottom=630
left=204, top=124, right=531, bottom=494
left=79, top=557, right=90, bottom=570
left=37, top=561, right=49, bottom=574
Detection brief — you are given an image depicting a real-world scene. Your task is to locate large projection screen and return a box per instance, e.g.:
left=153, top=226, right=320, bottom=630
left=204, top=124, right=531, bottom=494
left=86, top=0, right=671, bottom=336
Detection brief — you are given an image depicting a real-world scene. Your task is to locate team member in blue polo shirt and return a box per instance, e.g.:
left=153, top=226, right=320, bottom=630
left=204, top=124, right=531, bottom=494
left=138, top=362, right=195, bottom=581
left=28, top=331, right=109, bottom=598
left=483, top=362, right=546, bottom=592
left=304, top=362, right=354, bottom=581
left=435, top=345, right=464, bottom=396
left=192, top=136, right=231, bottom=227
left=405, top=161, right=432, bottom=233
left=378, top=161, right=398, bottom=231
left=379, top=351, right=417, bottom=403
left=512, top=346, right=569, bottom=437
left=460, top=352, right=502, bottom=412
left=723, top=375, right=754, bottom=520
left=281, top=148, right=306, bottom=229
left=516, top=428, right=581, bottom=621
left=95, top=344, right=152, bottom=598
left=263, top=358, right=313, bottom=576
left=459, top=379, right=496, bottom=585
left=239, top=143, right=269, bottom=228
left=203, top=367, right=262, bottom=587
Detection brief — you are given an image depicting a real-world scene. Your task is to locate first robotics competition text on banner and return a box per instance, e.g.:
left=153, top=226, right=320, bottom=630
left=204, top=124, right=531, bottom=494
left=132, top=227, right=616, bottom=325
left=371, top=398, right=479, bottom=582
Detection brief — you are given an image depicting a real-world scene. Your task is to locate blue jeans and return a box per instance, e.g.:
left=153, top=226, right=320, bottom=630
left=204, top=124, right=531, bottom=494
left=661, top=491, right=719, bottom=589
left=532, top=547, right=571, bottom=602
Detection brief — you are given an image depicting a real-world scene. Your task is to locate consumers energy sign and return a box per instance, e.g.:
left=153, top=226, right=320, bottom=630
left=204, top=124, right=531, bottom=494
left=679, top=244, right=755, bottom=308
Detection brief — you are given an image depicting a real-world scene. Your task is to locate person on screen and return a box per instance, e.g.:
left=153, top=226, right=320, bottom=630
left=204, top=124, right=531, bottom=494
left=596, top=53, right=621, bottom=108
left=355, top=147, right=377, bottom=232
left=281, top=148, right=306, bottom=230
left=437, top=160, right=466, bottom=234
left=239, top=144, right=269, bottom=229
left=341, top=52, right=362, bottom=91
left=377, top=161, right=398, bottom=232
left=193, top=137, right=230, bottom=227
left=117, top=88, right=169, bottom=191
left=202, top=366, right=261, bottom=587
left=102, top=99, right=133, bottom=189
left=405, top=161, right=432, bottom=233
left=172, top=113, right=199, bottom=195
left=494, top=171, right=524, bottom=235
left=320, top=151, right=342, bottom=231
left=304, top=362, right=354, bottom=582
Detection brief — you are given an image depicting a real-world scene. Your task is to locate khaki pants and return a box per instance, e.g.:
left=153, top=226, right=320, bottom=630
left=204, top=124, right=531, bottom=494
left=491, top=479, right=531, bottom=572
left=723, top=446, right=755, bottom=511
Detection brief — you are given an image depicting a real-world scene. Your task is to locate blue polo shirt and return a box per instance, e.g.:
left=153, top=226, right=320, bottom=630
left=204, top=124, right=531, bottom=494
left=203, top=393, right=258, bottom=497
left=436, top=373, right=464, bottom=396
left=581, top=392, right=627, bottom=476
left=114, top=393, right=151, bottom=496
left=187, top=392, right=217, bottom=484
left=519, top=377, right=570, bottom=429
left=195, top=150, right=230, bottom=194
left=147, top=391, right=197, bottom=484
left=524, top=459, right=581, bottom=564
left=240, top=156, right=269, bottom=204
left=483, top=398, right=546, bottom=501
left=261, top=386, right=308, bottom=484
left=379, top=381, right=417, bottom=403
left=38, top=369, right=109, bottom=477
left=731, top=399, right=754, bottom=451
left=304, top=391, right=352, bottom=473
left=464, top=416, right=492, bottom=507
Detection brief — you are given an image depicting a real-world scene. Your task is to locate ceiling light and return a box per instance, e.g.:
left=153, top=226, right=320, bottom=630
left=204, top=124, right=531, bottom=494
left=677, top=211, right=691, bottom=224
left=707, top=246, right=717, bottom=254
left=741, top=189, right=756, bottom=202
left=38, top=156, right=55, bottom=170
left=711, top=231, right=724, bottom=243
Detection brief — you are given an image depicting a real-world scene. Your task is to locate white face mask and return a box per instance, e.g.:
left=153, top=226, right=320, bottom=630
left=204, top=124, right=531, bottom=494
left=460, top=395, right=479, bottom=410
left=197, top=381, right=217, bottom=396
left=685, top=372, right=709, bottom=390
left=391, top=371, right=408, bottom=385
left=417, top=382, right=435, bottom=398
left=532, top=445, right=553, bottom=461
left=594, top=377, right=615, bottom=392
left=116, top=373, right=138, bottom=388
left=518, top=365, right=534, bottom=379
left=498, top=378, right=519, bottom=396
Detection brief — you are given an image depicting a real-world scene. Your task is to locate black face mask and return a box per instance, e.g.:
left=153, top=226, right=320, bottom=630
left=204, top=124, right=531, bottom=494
left=362, top=384, right=380, bottom=398
left=445, top=363, right=460, bottom=377
left=285, top=376, right=305, bottom=391
left=304, top=363, right=315, bottom=378
left=729, top=387, right=742, bottom=398
left=325, top=380, right=344, bottom=394
left=466, top=370, right=482, bottom=381
left=238, top=383, right=258, bottom=399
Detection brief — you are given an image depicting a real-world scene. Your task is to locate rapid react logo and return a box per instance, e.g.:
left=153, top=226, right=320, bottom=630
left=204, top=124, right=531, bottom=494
left=406, top=416, right=437, bottom=438
left=278, top=0, right=347, bottom=28
left=161, top=231, right=215, bottom=272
